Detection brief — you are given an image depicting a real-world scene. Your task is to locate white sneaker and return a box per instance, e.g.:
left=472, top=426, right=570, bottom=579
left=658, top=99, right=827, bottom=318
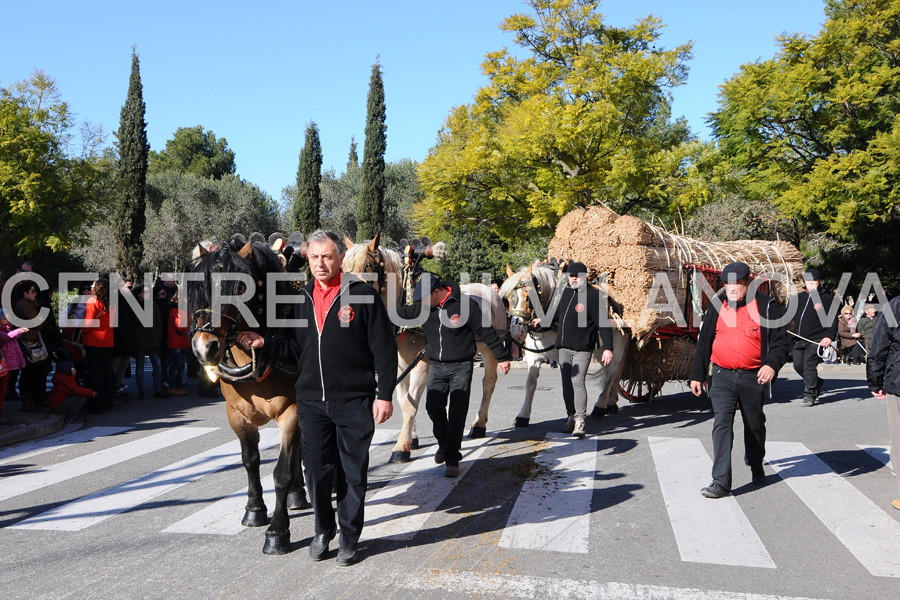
left=573, top=417, right=586, bottom=438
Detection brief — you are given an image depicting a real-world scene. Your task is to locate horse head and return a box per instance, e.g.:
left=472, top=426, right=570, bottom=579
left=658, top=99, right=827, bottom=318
left=499, top=261, right=558, bottom=344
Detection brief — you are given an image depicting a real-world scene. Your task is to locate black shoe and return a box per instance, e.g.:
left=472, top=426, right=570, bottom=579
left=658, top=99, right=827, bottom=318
left=434, top=449, right=445, bottom=465
left=309, top=530, right=336, bottom=561
left=591, top=406, right=607, bottom=418
left=335, top=546, right=358, bottom=567
left=154, top=390, right=170, bottom=399
left=701, top=483, right=730, bottom=499
left=751, top=465, right=767, bottom=486
left=802, top=397, right=818, bottom=407
left=444, top=464, right=460, bottom=478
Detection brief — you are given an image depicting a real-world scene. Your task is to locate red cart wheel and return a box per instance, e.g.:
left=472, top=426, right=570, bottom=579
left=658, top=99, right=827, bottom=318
left=617, top=379, right=661, bottom=403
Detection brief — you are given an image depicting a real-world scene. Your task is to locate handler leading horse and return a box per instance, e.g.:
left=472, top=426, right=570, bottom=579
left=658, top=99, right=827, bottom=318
left=343, top=233, right=507, bottom=462
left=188, top=240, right=308, bottom=555
left=500, top=261, right=629, bottom=426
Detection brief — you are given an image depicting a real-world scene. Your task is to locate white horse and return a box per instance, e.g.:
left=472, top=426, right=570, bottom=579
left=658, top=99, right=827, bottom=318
left=342, top=234, right=507, bottom=462
left=499, top=261, right=629, bottom=426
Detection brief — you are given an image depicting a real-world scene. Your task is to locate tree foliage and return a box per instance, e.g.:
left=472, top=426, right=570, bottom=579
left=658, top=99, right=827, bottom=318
left=291, top=122, right=322, bottom=233
left=357, top=61, right=387, bottom=240
left=710, top=0, right=900, bottom=241
left=148, top=125, right=235, bottom=180
left=415, top=0, right=695, bottom=243
left=114, top=50, right=149, bottom=279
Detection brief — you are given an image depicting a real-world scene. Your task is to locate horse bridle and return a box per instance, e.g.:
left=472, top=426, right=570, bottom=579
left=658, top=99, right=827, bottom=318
left=362, top=248, right=387, bottom=292
left=508, top=275, right=543, bottom=321
left=190, top=308, right=243, bottom=342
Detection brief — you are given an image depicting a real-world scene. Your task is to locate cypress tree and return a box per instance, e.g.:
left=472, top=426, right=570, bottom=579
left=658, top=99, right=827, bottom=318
left=357, top=61, right=386, bottom=240
left=292, top=121, right=322, bottom=234
left=347, top=136, right=359, bottom=172
left=114, top=49, right=149, bottom=279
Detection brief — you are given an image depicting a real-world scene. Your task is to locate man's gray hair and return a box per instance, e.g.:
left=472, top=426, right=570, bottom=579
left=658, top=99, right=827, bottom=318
left=307, top=230, right=346, bottom=254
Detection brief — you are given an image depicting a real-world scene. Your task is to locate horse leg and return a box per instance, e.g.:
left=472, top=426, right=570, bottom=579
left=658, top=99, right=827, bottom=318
left=389, top=366, right=423, bottom=463
left=228, top=407, right=268, bottom=528
left=468, top=344, right=497, bottom=439
left=515, top=363, right=542, bottom=427
left=262, top=410, right=298, bottom=555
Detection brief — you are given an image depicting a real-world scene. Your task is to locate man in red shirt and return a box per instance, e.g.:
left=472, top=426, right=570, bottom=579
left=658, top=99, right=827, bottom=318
left=689, top=262, right=790, bottom=498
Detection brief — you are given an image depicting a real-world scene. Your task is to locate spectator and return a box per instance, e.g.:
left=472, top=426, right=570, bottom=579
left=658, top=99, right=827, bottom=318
left=14, top=280, right=53, bottom=412
left=154, top=284, right=174, bottom=393
left=0, top=308, right=28, bottom=420
left=110, top=280, right=138, bottom=401
left=837, top=306, right=864, bottom=365
left=48, top=360, right=95, bottom=423
left=82, top=278, right=116, bottom=413
left=133, top=284, right=166, bottom=400
left=166, top=293, right=189, bottom=396
left=857, top=304, right=878, bottom=356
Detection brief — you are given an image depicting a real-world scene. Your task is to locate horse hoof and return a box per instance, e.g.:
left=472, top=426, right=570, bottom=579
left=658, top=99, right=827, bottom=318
left=410, top=438, right=420, bottom=450
left=262, top=531, right=291, bottom=555
left=608, top=404, right=619, bottom=414
left=468, top=426, right=486, bottom=439
left=514, top=417, right=530, bottom=428
left=241, top=508, right=270, bottom=528
left=591, top=406, right=607, bottom=419
left=288, top=492, right=312, bottom=511
left=389, top=451, right=411, bottom=463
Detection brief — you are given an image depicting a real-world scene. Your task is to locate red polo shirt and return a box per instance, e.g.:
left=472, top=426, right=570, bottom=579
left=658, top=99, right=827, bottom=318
left=710, top=297, right=763, bottom=370
left=312, top=271, right=342, bottom=333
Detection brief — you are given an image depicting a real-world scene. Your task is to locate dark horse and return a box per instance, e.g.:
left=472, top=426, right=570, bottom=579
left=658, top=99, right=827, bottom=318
left=188, top=240, right=309, bottom=555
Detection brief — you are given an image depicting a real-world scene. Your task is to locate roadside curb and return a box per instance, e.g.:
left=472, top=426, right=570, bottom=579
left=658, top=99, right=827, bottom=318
left=0, top=412, right=66, bottom=448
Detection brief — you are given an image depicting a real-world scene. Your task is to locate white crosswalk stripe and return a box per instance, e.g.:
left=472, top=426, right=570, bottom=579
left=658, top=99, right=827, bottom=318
left=499, top=433, right=598, bottom=553
left=649, top=436, right=775, bottom=568
left=766, top=441, right=900, bottom=578
left=0, top=427, right=134, bottom=466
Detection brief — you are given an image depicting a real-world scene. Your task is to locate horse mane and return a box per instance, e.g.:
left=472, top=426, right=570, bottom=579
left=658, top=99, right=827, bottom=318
left=343, top=241, right=404, bottom=275
left=187, top=242, right=285, bottom=317
left=499, top=261, right=558, bottom=308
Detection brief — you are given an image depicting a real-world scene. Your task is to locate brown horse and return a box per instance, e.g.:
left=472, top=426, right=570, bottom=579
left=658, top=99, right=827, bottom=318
left=188, top=240, right=309, bottom=555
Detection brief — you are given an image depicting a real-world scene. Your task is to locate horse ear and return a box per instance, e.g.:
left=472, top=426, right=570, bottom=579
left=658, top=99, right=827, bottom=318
left=506, top=263, right=514, bottom=278
left=526, top=264, right=533, bottom=277
left=371, top=231, right=381, bottom=249
left=238, top=241, right=253, bottom=258
left=198, top=244, right=209, bottom=257
left=344, top=235, right=355, bottom=249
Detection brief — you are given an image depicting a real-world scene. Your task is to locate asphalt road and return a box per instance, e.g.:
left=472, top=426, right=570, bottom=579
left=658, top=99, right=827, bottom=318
left=0, top=362, right=897, bottom=600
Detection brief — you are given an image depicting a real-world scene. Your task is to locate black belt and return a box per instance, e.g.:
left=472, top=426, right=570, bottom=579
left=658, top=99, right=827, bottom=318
left=713, top=364, right=759, bottom=374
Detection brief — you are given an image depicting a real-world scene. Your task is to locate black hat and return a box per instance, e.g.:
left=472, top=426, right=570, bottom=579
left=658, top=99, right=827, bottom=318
left=564, top=261, right=588, bottom=275
left=803, top=268, right=822, bottom=281
left=412, top=273, right=441, bottom=302
left=720, top=261, right=751, bottom=283
left=57, top=361, right=73, bottom=374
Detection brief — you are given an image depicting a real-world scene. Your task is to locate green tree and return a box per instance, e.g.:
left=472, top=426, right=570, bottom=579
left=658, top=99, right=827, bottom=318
left=0, top=71, right=109, bottom=265
left=347, top=136, right=359, bottom=172
left=148, top=125, right=236, bottom=180
left=416, top=0, right=694, bottom=243
left=114, top=49, right=149, bottom=279
left=357, top=61, right=387, bottom=240
left=291, top=122, right=323, bottom=234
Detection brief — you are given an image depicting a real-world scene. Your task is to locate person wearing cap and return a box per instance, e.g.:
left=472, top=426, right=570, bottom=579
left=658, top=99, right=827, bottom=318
left=789, top=268, right=839, bottom=406
left=396, top=273, right=511, bottom=477
left=865, top=295, right=900, bottom=511
left=532, top=261, right=614, bottom=438
left=689, top=261, right=790, bottom=499
left=47, top=360, right=95, bottom=423
left=236, top=229, right=397, bottom=567
left=857, top=304, right=878, bottom=357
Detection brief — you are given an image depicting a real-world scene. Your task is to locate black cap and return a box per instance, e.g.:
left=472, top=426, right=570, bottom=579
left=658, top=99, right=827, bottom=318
left=57, top=361, right=73, bottom=373
left=720, top=261, right=751, bottom=283
left=803, top=268, right=822, bottom=281
left=564, top=261, right=588, bottom=275
left=412, top=273, right=441, bottom=302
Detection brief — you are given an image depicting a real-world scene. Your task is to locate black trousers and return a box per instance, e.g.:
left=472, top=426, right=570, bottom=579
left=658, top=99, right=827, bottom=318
left=85, top=346, right=115, bottom=411
left=791, top=341, right=822, bottom=400
left=425, top=360, right=474, bottom=467
left=19, top=358, right=52, bottom=405
left=298, top=397, right=374, bottom=549
left=709, top=366, right=768, bottom=490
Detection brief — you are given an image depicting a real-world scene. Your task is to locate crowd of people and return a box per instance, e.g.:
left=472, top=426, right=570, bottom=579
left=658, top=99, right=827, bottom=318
left=0, top=261, right=217, bottom=424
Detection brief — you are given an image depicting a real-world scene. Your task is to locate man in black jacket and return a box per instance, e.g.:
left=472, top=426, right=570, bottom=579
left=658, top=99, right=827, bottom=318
left=789, top=269, right=838, bottom=406
left=866, top=296, right=900, bottom=511
left=533, top=261, right=613, bottom=438
left=689, top=262, right=790, bottom=499
left=238, top=230, right=397, bottom=566
left=398, top=274, right=510, bottom=478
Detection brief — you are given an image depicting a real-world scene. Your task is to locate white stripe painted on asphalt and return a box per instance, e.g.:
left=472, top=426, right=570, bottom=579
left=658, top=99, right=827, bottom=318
left=9, top=428, right=280, bottom=531
left=0, top=427, right=217, bottom=503
left=858, top=444, right=893, bottom=471
left=767, top=441, right=900, bottom=578
left=498, top=433, right=598, bottom=554
left=0, top=427, right=133, bottom=466
left=401, top=569, right=829, bottom=600
left=361, top=436, right=492, bottom=542
left=648, top=436, right=775, bottom=568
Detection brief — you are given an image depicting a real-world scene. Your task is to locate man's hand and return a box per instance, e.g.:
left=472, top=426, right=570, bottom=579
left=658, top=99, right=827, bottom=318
left=757, top=365, right=775, bottom=385
left=236, top=331, right=265, bottom=349
left=530, top=318, right=541, bottom=329
left=690, top=380, right=703, bottom=397
left=373, top=399, right=393, bottom=424
left=497, top=360, right=511, bottom=375
left=601, top=349, right=613, bottom=366
left=872, top=389, right=886, bottom=401
left=820, top=337, right=833, bottom=347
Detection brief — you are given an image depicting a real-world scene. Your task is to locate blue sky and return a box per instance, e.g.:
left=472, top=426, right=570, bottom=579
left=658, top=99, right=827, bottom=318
left=2, top=1, right=827, bottom=203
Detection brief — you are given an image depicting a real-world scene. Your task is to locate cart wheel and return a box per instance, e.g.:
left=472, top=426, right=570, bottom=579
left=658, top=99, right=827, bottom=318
left=617, top=379, right=661, bottom=403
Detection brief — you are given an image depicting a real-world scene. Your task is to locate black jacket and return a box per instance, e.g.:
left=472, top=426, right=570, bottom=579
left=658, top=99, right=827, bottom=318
left=690, top=290, right=790, bottom=383
left=790, top=289, right=839, bottom=343
left=867, top=296, right=900, bottom=396
left=264, top=275, right=398, bottom=402
left=547, top=283, right=613, bottom=352
left=395, top=282, right=508, bottom=364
